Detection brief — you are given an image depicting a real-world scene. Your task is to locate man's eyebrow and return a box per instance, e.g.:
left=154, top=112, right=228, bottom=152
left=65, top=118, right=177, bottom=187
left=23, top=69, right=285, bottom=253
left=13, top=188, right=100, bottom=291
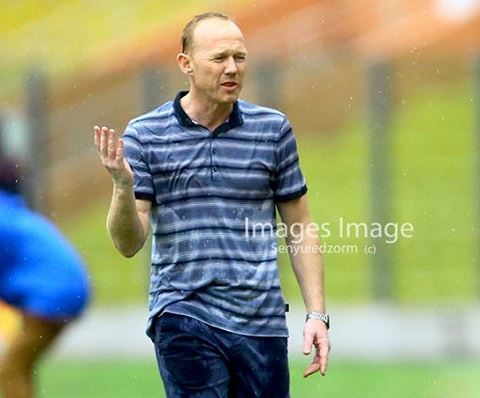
left=208, top=49, right=248, bottom=58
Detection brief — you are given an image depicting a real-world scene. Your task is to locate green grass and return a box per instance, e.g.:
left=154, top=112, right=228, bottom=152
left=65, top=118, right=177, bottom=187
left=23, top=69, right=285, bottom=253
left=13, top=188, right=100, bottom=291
left=39, top=358, right=480, bottom=398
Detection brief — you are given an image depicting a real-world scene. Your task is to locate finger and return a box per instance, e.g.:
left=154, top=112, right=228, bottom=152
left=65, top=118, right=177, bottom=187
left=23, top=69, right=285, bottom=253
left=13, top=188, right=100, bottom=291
left=303, top=363, right=321, bottom=378
left=107, top=128, right=117, bottom=160
left=116, top=138, right=124, bottom=161
left=302, top=331, right=313, bottom=355
left=319, top=359, right=327, bottom=376
left=319, top=342, right=330, bottom=376
left=94, top=126, right=101, bottom=151
left=99, top=126, right=109, bottom=157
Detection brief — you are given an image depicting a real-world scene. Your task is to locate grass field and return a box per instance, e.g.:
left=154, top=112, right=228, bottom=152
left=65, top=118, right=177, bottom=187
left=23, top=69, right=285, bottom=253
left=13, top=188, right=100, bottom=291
left=39, top=358, right=480, bottom=398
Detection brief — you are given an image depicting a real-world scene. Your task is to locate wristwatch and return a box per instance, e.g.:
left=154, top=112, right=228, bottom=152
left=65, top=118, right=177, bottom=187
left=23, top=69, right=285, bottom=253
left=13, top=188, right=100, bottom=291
left=306, top=311, right=330, bottom=329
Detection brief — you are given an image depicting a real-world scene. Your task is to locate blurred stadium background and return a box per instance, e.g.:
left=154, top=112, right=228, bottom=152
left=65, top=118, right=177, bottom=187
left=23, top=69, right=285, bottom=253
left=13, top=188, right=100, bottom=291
left=2, top=0, right=480, bottom=396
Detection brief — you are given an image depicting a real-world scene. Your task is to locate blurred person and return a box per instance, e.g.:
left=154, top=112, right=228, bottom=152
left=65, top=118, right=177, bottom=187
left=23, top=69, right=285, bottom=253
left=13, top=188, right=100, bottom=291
left=0, top=157, right=90, bottom=398
left=94, top=12, right=329, bottom=397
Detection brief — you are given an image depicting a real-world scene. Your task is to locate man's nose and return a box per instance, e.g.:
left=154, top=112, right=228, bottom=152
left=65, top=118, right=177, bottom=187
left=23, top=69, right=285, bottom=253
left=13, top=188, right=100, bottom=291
left=224, top=56, right=237, bottom=74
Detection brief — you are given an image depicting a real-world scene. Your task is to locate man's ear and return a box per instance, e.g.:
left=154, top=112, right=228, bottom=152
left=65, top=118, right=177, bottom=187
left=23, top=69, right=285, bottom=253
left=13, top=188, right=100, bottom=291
left=177, top=53, right=193, bottom=76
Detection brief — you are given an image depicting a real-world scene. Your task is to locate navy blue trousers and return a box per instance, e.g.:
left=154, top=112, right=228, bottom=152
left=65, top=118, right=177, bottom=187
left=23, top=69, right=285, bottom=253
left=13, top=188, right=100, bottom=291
left=153, top=313, right=290, bottom=398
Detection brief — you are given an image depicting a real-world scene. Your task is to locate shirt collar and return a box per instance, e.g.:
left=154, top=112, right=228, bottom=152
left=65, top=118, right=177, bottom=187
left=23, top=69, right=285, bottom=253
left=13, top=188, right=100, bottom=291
left=173, top=91, right=243, bottom=130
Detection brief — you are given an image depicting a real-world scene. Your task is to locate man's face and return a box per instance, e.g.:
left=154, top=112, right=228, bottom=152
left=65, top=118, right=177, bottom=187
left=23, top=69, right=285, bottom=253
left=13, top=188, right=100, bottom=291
left=187, top=19, right=247, bottom=105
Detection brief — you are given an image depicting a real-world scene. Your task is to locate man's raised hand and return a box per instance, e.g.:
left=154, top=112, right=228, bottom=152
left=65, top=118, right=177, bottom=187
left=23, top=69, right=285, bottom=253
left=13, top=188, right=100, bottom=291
left=94, top=126, right=134, bottom=188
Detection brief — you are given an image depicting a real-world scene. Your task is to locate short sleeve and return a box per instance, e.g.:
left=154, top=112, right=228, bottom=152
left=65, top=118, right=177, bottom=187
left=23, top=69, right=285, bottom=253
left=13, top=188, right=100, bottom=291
left=273, top=118, right=307, bottom=202
left=122, top=123, right=155, bottom=201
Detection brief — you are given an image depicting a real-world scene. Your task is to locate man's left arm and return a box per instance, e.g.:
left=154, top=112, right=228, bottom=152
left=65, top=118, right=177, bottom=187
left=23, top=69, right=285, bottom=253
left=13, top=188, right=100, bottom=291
left=276, top=194, right=331, bottom=377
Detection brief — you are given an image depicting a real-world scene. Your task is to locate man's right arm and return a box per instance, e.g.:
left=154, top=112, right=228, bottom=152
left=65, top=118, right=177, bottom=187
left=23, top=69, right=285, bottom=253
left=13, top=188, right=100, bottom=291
left=94, top=126, right=151, bottom=257
left=107, top=188, right=150, bottom=258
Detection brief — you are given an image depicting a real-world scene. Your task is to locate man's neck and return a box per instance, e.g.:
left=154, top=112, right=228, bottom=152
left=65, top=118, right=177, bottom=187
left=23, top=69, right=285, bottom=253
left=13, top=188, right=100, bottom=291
left=181, top=91, right=233, bottom=132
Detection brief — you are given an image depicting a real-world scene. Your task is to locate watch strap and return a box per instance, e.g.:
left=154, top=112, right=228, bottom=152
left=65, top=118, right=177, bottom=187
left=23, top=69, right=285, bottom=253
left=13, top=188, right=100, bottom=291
left=305, top=311, right=330, bottom=329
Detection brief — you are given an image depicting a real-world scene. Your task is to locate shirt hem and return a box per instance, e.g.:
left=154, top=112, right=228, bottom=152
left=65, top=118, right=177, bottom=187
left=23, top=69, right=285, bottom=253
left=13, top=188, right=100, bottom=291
left=158, top=309, right=290, bottom=339
left=134, top=192, right=155, bottom=201
left=274, top=185, right=308, bottom=202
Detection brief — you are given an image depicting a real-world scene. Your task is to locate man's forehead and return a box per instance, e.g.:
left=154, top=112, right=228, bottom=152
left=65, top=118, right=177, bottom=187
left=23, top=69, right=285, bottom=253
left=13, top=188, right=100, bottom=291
left=192, top=18, right=245, bottom=50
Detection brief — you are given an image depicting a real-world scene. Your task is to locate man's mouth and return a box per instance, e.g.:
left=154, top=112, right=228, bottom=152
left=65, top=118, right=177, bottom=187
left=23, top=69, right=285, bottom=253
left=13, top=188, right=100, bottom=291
left=221, top=82, right=238, bottom=88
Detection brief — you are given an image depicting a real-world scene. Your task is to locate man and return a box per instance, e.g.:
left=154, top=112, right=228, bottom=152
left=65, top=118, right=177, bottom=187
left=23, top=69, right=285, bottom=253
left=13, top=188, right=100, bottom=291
left=94, top=12, right=330, bottom=397
left=0, top=157, right=90, bottom=398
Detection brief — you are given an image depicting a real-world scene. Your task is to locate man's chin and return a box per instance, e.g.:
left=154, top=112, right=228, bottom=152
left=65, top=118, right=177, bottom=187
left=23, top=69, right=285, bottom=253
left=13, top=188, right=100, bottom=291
left=219, top=92, right=240, bottom=104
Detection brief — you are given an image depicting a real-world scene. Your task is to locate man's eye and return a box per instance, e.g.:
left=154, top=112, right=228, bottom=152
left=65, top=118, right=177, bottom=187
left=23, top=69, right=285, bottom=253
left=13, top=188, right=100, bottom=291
left=235, top=55, right=246, bottom=62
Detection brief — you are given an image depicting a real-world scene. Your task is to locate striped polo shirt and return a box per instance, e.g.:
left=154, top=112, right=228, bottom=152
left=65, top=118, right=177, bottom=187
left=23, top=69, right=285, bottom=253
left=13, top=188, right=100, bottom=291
left=123, top=91, right=307, bottom=339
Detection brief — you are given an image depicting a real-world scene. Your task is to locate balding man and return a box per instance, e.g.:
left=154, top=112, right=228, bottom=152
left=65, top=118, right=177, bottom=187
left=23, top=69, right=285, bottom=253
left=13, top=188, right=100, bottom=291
left=94, top=12, right=330, bottom=397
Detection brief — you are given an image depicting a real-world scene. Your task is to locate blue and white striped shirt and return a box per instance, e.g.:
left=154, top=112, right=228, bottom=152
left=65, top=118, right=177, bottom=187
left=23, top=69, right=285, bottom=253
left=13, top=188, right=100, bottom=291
left=123, top=91, right=307, bottom=338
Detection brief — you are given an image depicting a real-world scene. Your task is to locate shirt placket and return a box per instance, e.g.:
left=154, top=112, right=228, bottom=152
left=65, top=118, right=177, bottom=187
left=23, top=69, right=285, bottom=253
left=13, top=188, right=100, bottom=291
left=209, top=134, right=218, bottom=180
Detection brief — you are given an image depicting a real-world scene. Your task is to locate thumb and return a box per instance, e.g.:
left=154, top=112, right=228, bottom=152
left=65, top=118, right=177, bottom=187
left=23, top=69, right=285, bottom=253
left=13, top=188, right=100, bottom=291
left=302, top=329, right=313, bottom=355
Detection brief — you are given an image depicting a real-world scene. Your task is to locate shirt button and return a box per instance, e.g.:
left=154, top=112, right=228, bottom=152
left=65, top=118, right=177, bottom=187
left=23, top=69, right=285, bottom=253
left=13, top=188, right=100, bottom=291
left=212, top=148, right=217, bottom=155
left=213, top=166, right=218, bottom=172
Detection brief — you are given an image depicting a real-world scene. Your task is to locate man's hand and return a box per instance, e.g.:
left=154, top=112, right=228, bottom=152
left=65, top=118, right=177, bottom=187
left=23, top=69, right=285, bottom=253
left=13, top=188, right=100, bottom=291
left=94, top=126, right=134, bottom=188
left=302, top=319, right=330, bottom=377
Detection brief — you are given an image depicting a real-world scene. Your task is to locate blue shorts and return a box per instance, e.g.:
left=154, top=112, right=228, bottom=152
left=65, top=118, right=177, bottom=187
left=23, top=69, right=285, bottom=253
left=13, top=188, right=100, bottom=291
left=153, top=313, right=290, bottom=398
